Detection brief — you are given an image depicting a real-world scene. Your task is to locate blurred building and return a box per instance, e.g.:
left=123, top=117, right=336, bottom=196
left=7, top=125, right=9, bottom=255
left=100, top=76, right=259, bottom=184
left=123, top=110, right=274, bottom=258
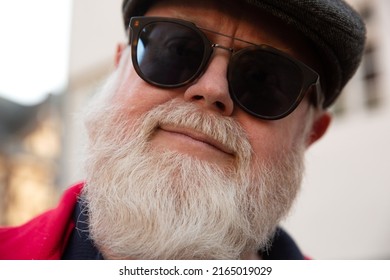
left=283, top=0, right=390, bottom=259
left=0, top=95, right=62, bottom=225
left=0, top=0, right=124, bottom=226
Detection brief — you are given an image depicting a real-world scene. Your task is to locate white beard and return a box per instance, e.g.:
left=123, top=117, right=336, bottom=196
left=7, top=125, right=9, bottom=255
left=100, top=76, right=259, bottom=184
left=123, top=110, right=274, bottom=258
left=81, top=75, right=306, bottom=260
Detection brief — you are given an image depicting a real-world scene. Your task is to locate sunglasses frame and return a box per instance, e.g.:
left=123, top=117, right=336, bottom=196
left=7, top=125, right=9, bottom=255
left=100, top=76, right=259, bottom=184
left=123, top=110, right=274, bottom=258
left=129, top=16, right=323, bottom=120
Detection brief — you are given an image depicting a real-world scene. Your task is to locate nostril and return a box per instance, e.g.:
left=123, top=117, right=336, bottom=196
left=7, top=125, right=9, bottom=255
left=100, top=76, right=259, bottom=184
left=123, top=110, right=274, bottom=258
left=215, top=101, right=225, bottom=111
left=190, top=95, right=228, bottom=113
left=193, top=95, right=203, bottom=100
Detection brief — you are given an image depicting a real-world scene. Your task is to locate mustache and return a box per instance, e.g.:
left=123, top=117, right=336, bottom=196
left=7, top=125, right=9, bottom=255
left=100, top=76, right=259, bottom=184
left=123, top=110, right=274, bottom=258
left=139, top=100, right=253, bottom=161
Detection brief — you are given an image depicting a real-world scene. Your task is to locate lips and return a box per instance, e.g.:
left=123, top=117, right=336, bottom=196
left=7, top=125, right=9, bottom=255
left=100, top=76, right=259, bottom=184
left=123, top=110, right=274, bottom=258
left=157, top=124, right=235, bottom=156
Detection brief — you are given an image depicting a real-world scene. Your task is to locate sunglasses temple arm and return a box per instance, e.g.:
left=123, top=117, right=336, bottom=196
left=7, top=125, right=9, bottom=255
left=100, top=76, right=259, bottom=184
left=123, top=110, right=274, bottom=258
left=311, top=77, right=325, bottom=108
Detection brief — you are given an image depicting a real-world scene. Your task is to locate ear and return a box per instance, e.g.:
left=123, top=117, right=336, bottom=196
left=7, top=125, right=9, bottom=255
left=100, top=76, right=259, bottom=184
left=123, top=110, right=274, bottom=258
left=306, top=111, right=332, bottom=147
left=115, top=43, right=126, bottom=68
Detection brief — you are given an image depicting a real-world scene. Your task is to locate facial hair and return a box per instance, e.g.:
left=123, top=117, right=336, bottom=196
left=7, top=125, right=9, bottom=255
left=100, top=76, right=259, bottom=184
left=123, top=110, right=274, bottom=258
left=81, top=76, right=306, bottom=260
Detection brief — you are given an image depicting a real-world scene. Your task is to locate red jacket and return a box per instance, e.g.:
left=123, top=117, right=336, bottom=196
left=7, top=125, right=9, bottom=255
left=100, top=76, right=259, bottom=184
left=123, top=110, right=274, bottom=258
left=0, top=183, right=83, bottom=260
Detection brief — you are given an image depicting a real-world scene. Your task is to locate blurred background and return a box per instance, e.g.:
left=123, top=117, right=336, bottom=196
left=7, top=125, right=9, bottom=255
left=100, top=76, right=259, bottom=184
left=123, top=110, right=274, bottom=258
left=0, top=0, right=389, bottom=259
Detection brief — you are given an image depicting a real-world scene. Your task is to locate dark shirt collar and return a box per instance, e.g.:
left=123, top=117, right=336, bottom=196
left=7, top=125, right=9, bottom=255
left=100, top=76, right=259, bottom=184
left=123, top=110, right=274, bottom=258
left=261, top=228, right=305, bottom=260
left=61, top=200, right=103, bottom=260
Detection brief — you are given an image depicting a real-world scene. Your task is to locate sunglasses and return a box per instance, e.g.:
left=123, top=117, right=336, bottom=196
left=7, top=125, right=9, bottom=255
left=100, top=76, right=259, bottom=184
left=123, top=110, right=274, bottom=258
left=129, top=16, right=323, bottom=120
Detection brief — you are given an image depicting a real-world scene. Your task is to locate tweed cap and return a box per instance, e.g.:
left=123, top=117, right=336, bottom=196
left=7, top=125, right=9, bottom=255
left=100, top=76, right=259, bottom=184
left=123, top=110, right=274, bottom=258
left=122, top=0, right=366, bottom=108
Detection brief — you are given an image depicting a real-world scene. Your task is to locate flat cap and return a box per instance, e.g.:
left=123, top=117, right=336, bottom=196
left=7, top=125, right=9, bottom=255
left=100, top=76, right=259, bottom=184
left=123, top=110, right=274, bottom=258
left=122, top=0, right=366, bottom=108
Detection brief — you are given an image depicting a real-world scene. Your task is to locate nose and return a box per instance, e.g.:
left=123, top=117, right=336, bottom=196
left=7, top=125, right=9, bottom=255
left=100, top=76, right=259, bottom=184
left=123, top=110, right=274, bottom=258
left=183, top=51, right=234, bottom=116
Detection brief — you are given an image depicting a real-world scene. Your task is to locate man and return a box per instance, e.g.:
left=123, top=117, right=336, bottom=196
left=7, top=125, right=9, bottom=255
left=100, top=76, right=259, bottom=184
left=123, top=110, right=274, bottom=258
left=0, top=0, right=365, bottom=259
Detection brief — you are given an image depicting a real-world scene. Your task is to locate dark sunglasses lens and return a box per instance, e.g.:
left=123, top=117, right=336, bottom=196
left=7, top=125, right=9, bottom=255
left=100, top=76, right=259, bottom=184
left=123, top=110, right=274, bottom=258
left=229, top=49, right=304, bottom=118
left=136, top=22, right=205, bottom=86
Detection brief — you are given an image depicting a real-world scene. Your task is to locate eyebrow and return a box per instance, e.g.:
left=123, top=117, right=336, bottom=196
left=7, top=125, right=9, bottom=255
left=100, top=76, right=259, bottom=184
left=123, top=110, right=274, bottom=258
left=197, top=23, right=294, bottom=55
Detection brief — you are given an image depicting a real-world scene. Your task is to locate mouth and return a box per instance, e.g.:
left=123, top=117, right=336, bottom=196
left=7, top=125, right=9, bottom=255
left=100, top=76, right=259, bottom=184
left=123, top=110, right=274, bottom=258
left=155, top=124, right=236, bottom=157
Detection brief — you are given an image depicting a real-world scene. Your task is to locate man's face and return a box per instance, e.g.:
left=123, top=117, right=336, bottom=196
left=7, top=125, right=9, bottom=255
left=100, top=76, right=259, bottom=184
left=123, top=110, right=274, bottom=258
left=82, top=0, right=329, bottom=259
left=114, top=0, right=323, bottom=164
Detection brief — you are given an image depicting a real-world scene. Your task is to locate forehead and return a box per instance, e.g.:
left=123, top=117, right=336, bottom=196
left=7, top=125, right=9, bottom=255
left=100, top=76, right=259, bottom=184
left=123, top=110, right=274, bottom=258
left=143, top=0, right=321, bottom=71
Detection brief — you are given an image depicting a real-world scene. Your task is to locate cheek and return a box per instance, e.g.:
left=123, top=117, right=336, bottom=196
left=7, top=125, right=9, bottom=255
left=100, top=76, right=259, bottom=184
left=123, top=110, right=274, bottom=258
left=235, top=110, right=308, bottom=160
left=247, top=126, right=289, bottom=160
left=112, top=65, right=180, bottom=118
left=112, top=49, right=189, bottom=118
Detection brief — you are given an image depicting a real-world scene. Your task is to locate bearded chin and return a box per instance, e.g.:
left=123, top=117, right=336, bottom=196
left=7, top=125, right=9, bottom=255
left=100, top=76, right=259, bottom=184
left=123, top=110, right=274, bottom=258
left=81, top=84, right=305, bottom=260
